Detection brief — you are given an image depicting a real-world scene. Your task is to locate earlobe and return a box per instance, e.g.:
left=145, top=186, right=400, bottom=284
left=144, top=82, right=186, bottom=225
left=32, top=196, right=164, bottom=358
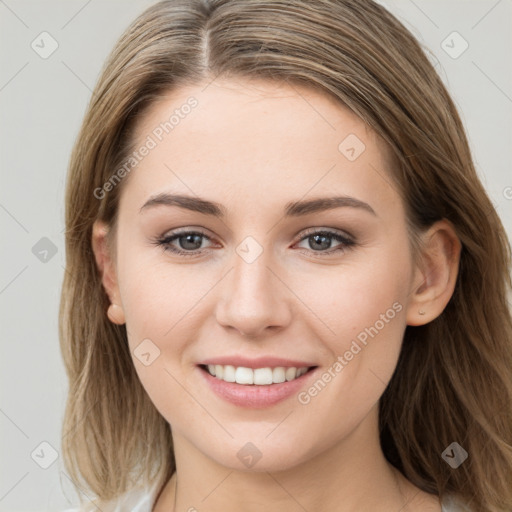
left=107, top=303, right=126, bottom=325
left=91, top=220, right=126, bottom=325
left=406, top=220, right=461, bottom=326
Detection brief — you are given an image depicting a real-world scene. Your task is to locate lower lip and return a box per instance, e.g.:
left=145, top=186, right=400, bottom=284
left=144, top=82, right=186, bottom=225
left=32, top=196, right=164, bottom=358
left=198, top=366, right=318, bottom=408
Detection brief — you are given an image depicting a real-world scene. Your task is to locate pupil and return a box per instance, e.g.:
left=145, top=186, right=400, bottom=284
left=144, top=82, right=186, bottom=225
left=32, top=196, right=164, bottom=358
left=311, top=234, right=330, bottom=250
left=181, top=234, right=202, bottom=250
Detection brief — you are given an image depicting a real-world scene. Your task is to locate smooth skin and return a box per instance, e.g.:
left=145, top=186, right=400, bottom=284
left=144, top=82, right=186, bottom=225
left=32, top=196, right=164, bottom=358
left=92, top=78, right=461, bottom=512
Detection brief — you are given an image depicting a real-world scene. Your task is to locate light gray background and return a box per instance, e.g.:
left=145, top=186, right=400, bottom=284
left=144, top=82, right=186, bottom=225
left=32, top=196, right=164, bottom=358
left=1, top=1, right=511, bottom=510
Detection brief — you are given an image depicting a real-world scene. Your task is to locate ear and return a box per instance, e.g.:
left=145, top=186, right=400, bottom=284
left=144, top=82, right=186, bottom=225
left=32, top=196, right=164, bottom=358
left=406, top=219, right=461, bottom=326
left=91, top=220, right=126, bottom=325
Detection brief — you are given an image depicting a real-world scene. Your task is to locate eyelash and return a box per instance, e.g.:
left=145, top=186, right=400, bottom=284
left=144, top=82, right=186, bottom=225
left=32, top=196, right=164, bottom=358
left=152, top=228, right=356, bottom=258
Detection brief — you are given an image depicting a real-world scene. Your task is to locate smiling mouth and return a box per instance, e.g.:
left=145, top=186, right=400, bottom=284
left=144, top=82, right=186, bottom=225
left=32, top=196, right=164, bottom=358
left=199, top=364, right=317, bottom=385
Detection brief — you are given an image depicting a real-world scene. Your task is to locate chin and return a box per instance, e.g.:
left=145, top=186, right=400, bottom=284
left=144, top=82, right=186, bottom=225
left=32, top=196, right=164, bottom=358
left=203, top=436, right=318, bottom=474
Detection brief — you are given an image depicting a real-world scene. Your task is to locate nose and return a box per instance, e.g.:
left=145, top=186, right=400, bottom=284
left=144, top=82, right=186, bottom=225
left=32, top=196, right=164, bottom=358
left=215, top=249, right=292, bottom=338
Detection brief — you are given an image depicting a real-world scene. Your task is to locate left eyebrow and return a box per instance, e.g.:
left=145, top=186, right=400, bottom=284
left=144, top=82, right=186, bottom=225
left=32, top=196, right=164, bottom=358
left=284, top=196, right=377, bottom=217
left=139, top=193, right=377, bottom=217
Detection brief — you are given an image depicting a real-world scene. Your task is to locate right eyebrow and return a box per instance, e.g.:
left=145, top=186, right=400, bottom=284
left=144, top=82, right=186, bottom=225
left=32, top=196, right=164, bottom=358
left=139, top=193, right=227, bottom=217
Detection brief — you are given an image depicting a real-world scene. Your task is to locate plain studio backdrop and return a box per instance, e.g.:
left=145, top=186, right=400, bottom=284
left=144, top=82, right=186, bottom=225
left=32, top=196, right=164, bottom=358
left=0, top=0, right=511, bottom=510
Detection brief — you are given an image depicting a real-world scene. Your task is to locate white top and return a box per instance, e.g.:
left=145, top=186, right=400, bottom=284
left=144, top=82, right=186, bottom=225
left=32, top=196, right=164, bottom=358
left=61, top=482, right=471, bottom=512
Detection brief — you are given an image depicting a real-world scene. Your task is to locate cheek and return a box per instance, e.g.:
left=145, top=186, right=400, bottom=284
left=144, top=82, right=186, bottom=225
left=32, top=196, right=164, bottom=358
left=117, top=254, right=217, bottom=414
left=305, top=239, right=412, bottom=405
left=118, top=247, right=207, bottom=339
left=116, top=256, right=206, bottom=424
left=314, top=245, right=411, bottom=346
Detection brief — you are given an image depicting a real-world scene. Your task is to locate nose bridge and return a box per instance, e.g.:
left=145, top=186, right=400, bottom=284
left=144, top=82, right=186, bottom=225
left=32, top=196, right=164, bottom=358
left=232, top=245, right=273, bottom=297
left=215, top=239, right=290, bottom=336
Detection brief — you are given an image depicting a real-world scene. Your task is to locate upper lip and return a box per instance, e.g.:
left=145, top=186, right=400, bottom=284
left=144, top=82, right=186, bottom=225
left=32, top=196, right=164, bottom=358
left=198, top=356, right=317, bottom=369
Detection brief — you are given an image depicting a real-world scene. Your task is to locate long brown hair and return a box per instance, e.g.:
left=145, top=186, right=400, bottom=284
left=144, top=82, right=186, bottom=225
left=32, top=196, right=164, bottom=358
left=59, top=1, right=512, bottom=510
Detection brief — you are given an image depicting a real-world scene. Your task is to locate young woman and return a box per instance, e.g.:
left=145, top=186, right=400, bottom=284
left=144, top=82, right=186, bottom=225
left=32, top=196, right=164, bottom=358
left=59, top=1, right=512, bottom=511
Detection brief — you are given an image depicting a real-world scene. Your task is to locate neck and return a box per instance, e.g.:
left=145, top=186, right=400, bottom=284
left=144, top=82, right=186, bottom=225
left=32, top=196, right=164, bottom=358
left=153, top=406, right=440, bottom=512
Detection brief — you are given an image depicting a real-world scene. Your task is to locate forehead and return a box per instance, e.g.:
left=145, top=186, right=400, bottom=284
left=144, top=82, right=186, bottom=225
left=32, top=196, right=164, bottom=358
left=121, top=78, right=399, bottom=217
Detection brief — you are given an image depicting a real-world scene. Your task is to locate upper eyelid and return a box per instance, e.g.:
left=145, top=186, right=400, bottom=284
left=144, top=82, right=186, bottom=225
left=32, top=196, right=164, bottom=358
left=299, top=227, right=353, bottom=239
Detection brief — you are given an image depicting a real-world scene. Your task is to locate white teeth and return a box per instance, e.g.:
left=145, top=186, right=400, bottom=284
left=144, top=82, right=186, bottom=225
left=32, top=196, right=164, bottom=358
left=205, top=365, right=311, bottom=385
left=223, top=365, right=236, bottom=382
left=272, top=367, right=286, bottom=383
left=285, top=367, right=297, bottom=381
left=235, top=366, right=253, bottom=384
left=254, top=368, right=273, bottom=385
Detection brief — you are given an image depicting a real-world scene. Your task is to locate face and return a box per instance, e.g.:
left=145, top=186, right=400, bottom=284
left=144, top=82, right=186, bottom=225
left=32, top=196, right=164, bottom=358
left=107, top=78, right=419, bottom=471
